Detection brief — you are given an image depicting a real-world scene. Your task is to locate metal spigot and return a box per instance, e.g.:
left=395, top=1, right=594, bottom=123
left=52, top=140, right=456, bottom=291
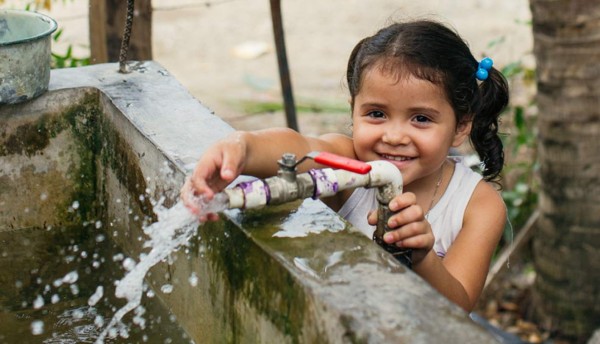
left=367, top=161, right=412, bottom=268
left=373, top=204, right=412, bottom=268
left=277, top=153, right=298, bottom=183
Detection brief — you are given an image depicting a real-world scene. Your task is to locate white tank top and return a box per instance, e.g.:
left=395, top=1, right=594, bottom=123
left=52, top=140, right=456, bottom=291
left=338, top=158, right=482, bottom=257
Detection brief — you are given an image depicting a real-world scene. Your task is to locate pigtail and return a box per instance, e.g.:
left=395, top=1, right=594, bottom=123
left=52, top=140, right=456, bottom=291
left=470, top=67, right=509, bottom=182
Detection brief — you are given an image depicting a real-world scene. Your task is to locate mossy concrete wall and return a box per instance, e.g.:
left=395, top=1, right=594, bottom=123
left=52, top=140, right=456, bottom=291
left=0, top=62, right=498, bottom=343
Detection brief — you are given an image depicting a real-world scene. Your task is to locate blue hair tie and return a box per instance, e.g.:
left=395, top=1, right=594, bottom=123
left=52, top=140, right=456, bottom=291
left=475, top=57, right=493, bottom=81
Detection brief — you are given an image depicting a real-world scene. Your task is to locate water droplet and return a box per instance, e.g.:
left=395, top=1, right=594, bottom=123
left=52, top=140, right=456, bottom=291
left=122, top=258, right=136, bottom=271
left=33, top=295, right=44, bottom=309
left=160, top=284, right=173, bottom=294
left=88, top=286, right=104, bottom=306
left=119, top=327, right=130, bottom=339
left=62, top=271, right=79, bottom=284
left=30, top=320, right=44, bottom=335
left=94, top=315, right=105, bottom=328
left=108, top=327, right=118, bottom=339
left=73, top=309, right=84, bottom=319
left=188, top=272, right=199, bottom=287
left=70, top=284, right=80, bottom=296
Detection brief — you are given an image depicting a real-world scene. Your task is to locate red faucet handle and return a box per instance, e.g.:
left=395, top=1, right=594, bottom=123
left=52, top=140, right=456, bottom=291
left=308, top=151, right=371, bottom=174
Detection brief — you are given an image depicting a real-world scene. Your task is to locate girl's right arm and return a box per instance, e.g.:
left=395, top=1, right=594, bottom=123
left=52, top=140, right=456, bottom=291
left=181, top=128, right=354, bottom=218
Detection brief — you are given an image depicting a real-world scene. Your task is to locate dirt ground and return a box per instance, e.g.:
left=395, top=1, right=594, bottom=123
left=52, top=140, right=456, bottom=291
left=12, top=0, right=534, bottom=135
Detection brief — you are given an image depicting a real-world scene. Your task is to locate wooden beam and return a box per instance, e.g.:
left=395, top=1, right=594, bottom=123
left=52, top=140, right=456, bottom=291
left=89, top=0, right=153, bottom=64
left=484, top=210, right=540, bottom=289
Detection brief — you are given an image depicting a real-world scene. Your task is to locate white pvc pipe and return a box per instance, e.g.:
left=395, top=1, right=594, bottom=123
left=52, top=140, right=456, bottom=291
left=224, top=160, right=403, bottom=209
left=366, top=160, right=403, bottom=203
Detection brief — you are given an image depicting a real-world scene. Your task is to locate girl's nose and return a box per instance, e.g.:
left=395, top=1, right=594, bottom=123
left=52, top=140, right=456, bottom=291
left=382, top=125, right=410, bottom=145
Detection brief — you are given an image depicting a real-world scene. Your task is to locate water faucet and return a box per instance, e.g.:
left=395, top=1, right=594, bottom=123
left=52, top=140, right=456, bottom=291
left=223, top=152, right=412, bottom=267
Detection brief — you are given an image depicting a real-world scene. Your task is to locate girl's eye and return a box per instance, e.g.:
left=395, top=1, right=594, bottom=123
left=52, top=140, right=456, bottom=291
left=414, top=114, right=431, bottom=123
left=367, top=110, right=385, bottom=119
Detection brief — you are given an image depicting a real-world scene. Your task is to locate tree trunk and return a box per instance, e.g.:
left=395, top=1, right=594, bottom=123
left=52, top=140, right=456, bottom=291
left=89, top=0, right=152, bottom=64
left=530, top=0, right=600, bottom=341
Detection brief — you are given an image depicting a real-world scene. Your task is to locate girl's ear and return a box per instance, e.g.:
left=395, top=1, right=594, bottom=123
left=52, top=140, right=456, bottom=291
left=452, top=120, right=472, bottom=147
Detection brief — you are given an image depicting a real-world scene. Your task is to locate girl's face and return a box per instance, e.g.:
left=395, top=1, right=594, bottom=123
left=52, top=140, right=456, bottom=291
left=351, top=66, right=471, bottom=188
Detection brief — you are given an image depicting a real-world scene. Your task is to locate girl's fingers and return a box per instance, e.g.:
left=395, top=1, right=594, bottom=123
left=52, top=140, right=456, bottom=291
left=220, top=143, right=243, bottom=175
left=383, top=222, right=423, bottom=243
left=367, top=210, right=378, bottom=226
left=383, top=221, right=434, bottom=250
left=395, top=233, right=434, bottom=250
left=388, top=192, right=417, bottom=212
left=180, top=179, right=198, bottom=211
left=387, top=204, right=425, bottom=228
left=181, top=132, right=248, bottom=221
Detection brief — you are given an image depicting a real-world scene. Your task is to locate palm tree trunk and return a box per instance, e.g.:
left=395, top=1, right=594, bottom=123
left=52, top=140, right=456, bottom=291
left=530, top=0, right=600, bottom=341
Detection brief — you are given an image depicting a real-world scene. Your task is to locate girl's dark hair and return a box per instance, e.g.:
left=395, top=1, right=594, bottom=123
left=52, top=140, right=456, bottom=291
left=346, top=20, right=509, bottom=182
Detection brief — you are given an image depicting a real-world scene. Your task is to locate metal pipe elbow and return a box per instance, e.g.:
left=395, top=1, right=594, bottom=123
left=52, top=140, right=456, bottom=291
left=366, top=161, right=403, bottom=204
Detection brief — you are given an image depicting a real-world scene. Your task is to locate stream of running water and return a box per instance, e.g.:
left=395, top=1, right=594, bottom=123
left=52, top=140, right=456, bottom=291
left=95, top=193, right=229, bottom=343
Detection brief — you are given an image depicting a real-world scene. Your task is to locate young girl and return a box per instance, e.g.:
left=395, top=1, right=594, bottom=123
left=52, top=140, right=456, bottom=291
left=182, top=19, right=509, bottom=312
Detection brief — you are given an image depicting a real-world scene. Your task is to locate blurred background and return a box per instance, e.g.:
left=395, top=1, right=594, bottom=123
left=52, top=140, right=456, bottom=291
left=3, top=0, right=559, bottom=342
left=2, top=0, right=534, bottom=136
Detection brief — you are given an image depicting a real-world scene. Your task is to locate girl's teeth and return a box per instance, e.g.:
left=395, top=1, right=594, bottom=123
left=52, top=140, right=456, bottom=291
left=382, top=154, right=412, bottom=161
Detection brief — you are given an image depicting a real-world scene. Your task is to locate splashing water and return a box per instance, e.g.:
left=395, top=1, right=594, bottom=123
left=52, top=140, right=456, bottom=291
left=95, top=192, right=229, bottom=343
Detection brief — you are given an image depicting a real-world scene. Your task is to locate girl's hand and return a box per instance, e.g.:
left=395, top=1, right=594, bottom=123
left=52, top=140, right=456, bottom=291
left=368, top=192, right=435, bottom=266
left=180, top=131, right=247, bottom=221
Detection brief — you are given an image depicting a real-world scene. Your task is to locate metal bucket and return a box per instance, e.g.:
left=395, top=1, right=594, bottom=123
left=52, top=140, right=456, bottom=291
left=0, top=10, right=57, bottom=105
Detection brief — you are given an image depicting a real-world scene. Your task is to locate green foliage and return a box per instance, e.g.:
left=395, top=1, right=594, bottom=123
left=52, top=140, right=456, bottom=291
left=51, top=28, right=90, bottom=68
left=233, top=98, right=349, bottom=115
left=499, top=60, right=538, bottom=244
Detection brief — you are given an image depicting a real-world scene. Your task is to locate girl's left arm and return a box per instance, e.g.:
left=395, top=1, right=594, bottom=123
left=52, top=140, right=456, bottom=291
left=412, top=181, right=506, bottom=311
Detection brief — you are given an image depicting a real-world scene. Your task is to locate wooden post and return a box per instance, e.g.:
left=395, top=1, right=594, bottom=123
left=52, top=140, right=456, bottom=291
left=89, top=0, right=153, bottom=64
